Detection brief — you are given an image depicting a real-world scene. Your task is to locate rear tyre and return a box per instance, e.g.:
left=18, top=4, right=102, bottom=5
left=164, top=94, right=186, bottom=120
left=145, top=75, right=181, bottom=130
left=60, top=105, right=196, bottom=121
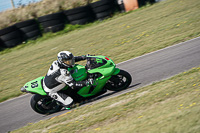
left=30, top=94, right=62, bottom=114
left=70, top=18, right=91, bottom=25
left=20, top=24, right=40, bottom=33
left=0, top=25, right=17, bottom=35
left=96, top=11, right=112, bottom=20
left=40, top=20, right=64, bottom=28
left=38, top=12, right=65, bottom=22
left=106, top=69, right=132, bottom=91
left=0, top=30, right=21, bottom=41
left=43, top=23, right=65, bottom=33
left=15, top=19, right=37, bottom=28
left=2, top=38, right=22, bottom=48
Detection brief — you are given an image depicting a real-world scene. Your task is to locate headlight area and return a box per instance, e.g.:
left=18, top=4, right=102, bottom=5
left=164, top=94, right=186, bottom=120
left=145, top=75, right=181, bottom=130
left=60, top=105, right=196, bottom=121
left=20, top=86, right=37, bottom=94
left=20, top=86, right=29, bottom=93
left=20, top=87, right=26, bottom=92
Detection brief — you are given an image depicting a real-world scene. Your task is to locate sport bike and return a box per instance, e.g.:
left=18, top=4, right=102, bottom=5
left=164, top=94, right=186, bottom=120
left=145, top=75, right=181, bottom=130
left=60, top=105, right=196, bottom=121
left=21, top=55, right=132, bottom=114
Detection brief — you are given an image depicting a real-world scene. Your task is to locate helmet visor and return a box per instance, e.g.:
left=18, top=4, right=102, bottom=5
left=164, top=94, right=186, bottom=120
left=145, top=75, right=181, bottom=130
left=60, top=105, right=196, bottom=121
left=63, top=58, right=75, bottom=67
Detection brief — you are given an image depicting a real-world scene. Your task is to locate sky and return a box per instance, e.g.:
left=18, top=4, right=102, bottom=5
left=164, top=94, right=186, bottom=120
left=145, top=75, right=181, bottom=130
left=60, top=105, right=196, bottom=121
left=0, top=0, right=42, bottom=12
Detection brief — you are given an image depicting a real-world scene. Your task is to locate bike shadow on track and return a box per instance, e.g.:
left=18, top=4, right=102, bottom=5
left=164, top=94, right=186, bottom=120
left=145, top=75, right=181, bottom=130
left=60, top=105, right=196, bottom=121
left=54, top=83, right=142, bottom=114
left=40, top=83, right=141, bottom=116
left=94, top=83, right=141, bottom=101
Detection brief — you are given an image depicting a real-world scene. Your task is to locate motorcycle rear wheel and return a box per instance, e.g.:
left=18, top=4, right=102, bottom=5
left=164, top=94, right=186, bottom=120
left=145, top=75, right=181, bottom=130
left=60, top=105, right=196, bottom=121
left=30, top=94, right=62, bottom=114
left=106, top=69, right=132, bottom=91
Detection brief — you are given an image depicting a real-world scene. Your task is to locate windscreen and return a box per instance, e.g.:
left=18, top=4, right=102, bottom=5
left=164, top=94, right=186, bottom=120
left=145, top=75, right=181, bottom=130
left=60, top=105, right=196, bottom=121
left=86, top=57, right=107, bottom=70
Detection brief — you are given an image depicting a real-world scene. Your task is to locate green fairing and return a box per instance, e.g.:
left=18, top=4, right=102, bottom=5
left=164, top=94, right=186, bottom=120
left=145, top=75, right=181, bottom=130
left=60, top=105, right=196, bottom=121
left=68, top=65, right=87, bottom=81
left=96, top=58, right=103, bottom=63
left=87, top=55, right=116, bottom=78
left=77, top=76, right=111, bottom=97
left=76, top=55, right=117, bottom=97
left=113, top=68, right=120, bottom=75
left=23, top=55, right=120, bottom=98
left=24, top=77, right=47, bottom=95
left=24, top=77, right=69, bottom=95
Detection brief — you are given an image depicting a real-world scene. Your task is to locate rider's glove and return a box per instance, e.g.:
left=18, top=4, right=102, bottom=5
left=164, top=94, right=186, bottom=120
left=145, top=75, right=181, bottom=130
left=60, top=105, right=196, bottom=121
left=82, top=54, right=92, bottom=60
left=86, top=78, right=94, bottom=86
left=81, top=55, right=87, bottom=60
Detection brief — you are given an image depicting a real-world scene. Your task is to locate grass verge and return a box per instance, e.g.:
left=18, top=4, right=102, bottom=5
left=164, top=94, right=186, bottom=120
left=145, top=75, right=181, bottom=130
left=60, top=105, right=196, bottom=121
left=11, top=67, right=200, bottom=133
left=0, top=0, right=200, bottom=102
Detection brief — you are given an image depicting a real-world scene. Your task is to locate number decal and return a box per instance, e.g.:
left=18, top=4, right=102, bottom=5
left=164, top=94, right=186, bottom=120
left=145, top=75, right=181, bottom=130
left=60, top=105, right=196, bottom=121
left=50, top=65, right=53, bottom=70
left=31, top=81, right=38, bottom=88
left=96, top=58, right=103, bottom=63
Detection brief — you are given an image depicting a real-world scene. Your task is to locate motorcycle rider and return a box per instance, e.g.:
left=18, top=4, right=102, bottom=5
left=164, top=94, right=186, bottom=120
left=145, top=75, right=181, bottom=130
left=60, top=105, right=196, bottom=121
left=43, top=51, right=93, bottom=108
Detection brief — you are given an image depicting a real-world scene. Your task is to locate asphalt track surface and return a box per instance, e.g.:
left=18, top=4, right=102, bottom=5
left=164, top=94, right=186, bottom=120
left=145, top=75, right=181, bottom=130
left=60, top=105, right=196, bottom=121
left=0, top=37, right=200, bottom=133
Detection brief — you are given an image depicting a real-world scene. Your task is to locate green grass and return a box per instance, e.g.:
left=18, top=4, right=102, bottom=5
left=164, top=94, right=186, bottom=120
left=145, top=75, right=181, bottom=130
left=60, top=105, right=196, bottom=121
left=11, top=67, right=200, bottom=133
left=0, top=0, right=200, bottom=102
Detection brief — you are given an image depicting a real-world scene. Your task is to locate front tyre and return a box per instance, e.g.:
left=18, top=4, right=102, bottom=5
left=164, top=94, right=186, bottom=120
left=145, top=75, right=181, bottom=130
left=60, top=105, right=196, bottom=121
left=30, top=94, right=62, bottom=114
left=106, top=69, right=132, bottom=91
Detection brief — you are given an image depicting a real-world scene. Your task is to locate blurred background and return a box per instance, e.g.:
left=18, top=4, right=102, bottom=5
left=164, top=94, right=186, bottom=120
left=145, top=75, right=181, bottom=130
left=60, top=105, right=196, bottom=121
left=0, top=0, right=42, bottom=12
left=0, top=0, right=164, bottom=12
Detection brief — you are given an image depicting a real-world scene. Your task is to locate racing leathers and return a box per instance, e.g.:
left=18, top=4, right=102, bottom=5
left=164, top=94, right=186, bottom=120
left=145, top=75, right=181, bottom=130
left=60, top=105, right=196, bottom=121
left=43, top=56, right=91, bottom=107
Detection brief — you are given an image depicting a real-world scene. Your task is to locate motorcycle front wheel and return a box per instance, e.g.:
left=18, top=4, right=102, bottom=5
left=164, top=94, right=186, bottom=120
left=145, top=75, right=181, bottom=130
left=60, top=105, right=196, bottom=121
left=106, top=69, right=132, bottom=91
left=30, top=94, right=62, bottom=114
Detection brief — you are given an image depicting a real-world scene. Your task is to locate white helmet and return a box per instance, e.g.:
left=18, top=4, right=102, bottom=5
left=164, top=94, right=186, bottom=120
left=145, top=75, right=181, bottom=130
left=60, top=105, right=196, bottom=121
left=57, top=51, right=75, bottom=68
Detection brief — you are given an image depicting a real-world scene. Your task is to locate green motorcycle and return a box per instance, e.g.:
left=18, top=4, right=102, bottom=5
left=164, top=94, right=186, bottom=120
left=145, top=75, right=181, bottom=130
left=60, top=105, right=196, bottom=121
left=21, top=55, right=132, bottom=114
